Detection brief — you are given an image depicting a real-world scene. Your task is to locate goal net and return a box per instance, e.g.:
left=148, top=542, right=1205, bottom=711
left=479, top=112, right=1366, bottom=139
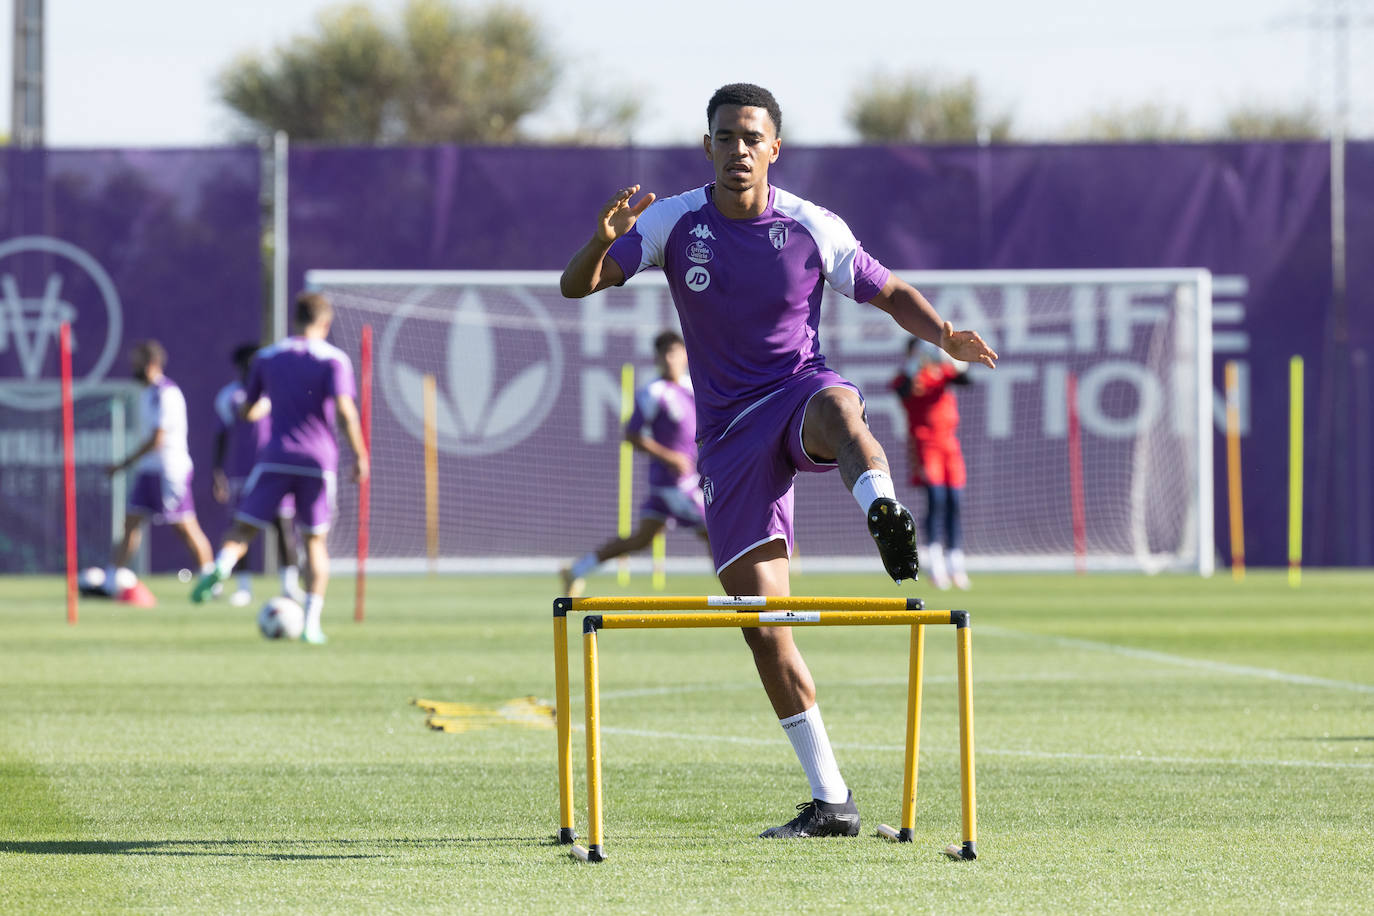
left=309, top=269, right=1212, bottom=576
left=0, top=382, right=142, bottom=574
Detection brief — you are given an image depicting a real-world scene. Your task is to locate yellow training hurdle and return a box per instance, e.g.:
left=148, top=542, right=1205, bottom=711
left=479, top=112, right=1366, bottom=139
left=552, top=595, right=978, bottom=863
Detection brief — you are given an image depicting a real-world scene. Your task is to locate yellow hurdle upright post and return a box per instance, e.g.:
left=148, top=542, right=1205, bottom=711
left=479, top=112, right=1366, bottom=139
left=1288, top=355, right=1304, bottom=588
left=570, top=625, right=605, bottom=863
left=651, top=531, right=666, bottom=591
left=552, top=613, right=575, bottom=844
left=878, top=623, right=925, bottom=843
left=617, top=363, right=635, bottom=586
left=951, top=618, right=978, bottom=860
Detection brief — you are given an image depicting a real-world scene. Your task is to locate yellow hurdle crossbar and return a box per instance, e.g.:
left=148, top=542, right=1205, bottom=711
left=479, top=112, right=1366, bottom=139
left=552, top=596, right=977, bottom=864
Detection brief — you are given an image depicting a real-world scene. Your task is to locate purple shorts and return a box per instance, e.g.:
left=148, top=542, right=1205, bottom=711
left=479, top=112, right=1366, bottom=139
left=641, top=482, right=706, bottom=531
left=237, top=466, right=334, bottom=534
left=228, top=477, right=296, bottom=519
left=128, top=468, right=197, bottom=524
left=698, top=369, right=862, bottom=573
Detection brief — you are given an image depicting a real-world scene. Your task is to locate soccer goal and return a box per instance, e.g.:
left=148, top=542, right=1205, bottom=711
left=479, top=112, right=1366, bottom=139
left=308, top=268, right=1213, bottom=577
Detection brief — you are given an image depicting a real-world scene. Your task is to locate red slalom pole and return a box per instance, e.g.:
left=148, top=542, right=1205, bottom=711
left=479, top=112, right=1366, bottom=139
left=355, top=324, right=373, bottom=623
left=1067, top=372, right=1087, bottom=575
left=60, top=323, right=78, bottom=624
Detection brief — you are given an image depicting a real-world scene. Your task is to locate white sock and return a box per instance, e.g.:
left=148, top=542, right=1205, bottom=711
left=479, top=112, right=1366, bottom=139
left=779, top=705, right=848, bottom=803
left=851, top=469, right=896, bottom=512
left=303, top=593, right=323, bottom=631
left=102, top=565, right=118, bottom=595
left=947, top=548, right=965, bottom=574
left=569, top=551, right=600, bottom=580
left=213, top=549, right=236, bottom=578
left=236, top=574, right=251, bottom=591
left=281, top=565, right=299, bottom=594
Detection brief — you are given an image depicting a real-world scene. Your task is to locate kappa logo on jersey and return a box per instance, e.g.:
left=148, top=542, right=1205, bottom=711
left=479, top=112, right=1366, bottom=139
left=768, top=223, right=788, bottom=250
left=689, top=224, right=716, bottom=240
left=0, top=236, right=125, bottom=411
left=379, top=287, right=564, bottom=457
left=686, top=240, right=713, bottom=264
left=684, top=266, right=711, bottom=292
left=701, top=476, right=714, bottom=506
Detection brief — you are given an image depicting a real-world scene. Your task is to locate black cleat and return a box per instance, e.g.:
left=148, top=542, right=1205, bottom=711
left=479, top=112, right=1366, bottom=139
left=759, top=791, right=861, bottom=839
left=867, top=497, right=919, bottom=583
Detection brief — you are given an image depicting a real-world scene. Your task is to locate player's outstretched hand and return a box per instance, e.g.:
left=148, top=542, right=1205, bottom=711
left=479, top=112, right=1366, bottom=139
left=940, top=321, right=998, bottom=369
left=596, top=185, right=656, bottom=244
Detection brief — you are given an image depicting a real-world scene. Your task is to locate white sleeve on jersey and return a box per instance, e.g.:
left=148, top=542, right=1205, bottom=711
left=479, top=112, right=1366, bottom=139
left=626, top=188, right=707, bottom=273
left=773, top=190, right=867, bottom=299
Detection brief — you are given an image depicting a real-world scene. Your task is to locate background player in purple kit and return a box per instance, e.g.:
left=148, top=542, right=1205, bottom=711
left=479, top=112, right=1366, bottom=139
left=560, top=83, right=997, bottom=839
left=560, top=330, right=709, bottom=596
left=191, top=293, right=368, bottom=645
left=104, top=340, right=215, bottom=604
left=212, top=344, right=304, bottom=607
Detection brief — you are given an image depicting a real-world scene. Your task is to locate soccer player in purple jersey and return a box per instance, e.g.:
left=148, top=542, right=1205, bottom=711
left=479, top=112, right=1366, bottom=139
left=191, top=294, right=368, bottom=645
left=561, top=83, right=997, bottom=839
left=104, top=340, right=215, bottom=603
left=560, top=330, right=709, bottom=595
left=212, top=344, right=304, bottom=607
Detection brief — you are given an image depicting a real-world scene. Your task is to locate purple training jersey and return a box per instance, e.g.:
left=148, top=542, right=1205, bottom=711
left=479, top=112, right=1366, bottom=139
left=213, top=379, right=267, bottom=480
left=245, top=337, right=356, bottom=472
left=607, top=183, right=890, bottom=438
left=625, top=376, right=697, bottom=488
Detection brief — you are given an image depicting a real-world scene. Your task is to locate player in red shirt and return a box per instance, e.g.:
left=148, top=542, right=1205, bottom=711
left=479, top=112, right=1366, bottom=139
left=891, top=338, right=971, bottom=589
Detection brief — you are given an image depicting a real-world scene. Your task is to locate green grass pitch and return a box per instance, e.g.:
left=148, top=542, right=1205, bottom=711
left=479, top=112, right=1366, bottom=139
left=3, top=570, right=1373, bottom=913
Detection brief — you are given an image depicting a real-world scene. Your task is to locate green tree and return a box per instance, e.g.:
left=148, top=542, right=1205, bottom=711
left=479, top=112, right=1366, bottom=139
left=1220, top=104, right=1323, bottom=140
left=847, top=73, right=1013, bottom=144
left=1066, top=102, right=1195, bottom=142
left=218, top=0, right=557, bottom=144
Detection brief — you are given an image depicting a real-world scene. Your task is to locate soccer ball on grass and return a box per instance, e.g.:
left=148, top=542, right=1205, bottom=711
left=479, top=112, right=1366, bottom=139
left=257, top=596, right=305, bottom=640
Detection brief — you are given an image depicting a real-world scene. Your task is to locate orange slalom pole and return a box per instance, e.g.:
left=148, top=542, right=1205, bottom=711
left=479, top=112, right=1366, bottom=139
left=1224, top=361, right=1245, bottom=580
left=355, top=324, right=372, bottom=621
left=60, top=323, right=78, bottom=625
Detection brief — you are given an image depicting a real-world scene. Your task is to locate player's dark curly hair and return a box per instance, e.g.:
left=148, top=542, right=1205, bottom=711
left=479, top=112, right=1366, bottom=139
left=707, top=83, right=782, bottom=136
left=653, top=330, right=684, bottom=357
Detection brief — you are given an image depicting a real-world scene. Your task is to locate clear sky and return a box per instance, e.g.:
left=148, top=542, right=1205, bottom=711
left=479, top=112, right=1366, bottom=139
left=3, top=0, right=1371, bottom=146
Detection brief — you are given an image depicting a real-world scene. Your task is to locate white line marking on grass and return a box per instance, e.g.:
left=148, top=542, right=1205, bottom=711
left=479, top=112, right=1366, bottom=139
left=593, top=726, right=1374, bottom=770
left=982, top=626, right=1374, bottom=694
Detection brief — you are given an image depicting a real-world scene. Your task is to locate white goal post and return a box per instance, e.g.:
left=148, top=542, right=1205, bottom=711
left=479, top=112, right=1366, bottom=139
left=308, top=268, right=1213, bottom=577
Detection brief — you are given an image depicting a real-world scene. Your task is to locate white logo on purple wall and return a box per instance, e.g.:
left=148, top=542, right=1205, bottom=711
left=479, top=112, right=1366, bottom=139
left=769, top=223, right=788, bottom=250
left=378, top=286, right=564, bottom=456
left=685, top=266, right=711, bottom=292
left=0, top=236, right=124, bottom=410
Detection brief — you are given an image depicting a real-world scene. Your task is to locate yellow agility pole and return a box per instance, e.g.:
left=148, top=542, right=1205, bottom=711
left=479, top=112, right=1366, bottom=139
left=617, top=363, right=635, bottom=586
left=423, top=372, right=439, bottom=575
left=651, top=531, right=666, bottom=591
left=553, top=597, right=976, bottom=862
left=1224, top=361, right=1245, bottom=581
left=1289, top=355, right=1305, bottom=588
left=876, top=623, right=925, bottom=844
left=570, top=625, right=605, bottom=863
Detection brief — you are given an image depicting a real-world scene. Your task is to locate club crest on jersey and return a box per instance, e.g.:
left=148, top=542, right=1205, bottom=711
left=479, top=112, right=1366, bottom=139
left=684, top=266, right=711, bottom=292
left=689, top=224, right=716, bottom=240
left=686, top=240, right=713, bottom=264
left=768, top=223, right=788, bottom=250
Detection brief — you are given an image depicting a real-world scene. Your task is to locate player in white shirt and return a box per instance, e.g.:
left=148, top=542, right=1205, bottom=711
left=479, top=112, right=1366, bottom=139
left=104, top=340, right=215, bottom=602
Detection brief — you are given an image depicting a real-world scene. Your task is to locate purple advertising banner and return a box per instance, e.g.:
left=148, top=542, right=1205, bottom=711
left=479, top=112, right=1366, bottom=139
left=1, top=148, right=262, bottom=573
left=289, top=142, right=1370, bottom=568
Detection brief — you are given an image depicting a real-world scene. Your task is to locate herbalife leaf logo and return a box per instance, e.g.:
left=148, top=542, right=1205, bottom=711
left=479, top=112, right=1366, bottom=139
left=378, top=287, right=563, bottom=456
